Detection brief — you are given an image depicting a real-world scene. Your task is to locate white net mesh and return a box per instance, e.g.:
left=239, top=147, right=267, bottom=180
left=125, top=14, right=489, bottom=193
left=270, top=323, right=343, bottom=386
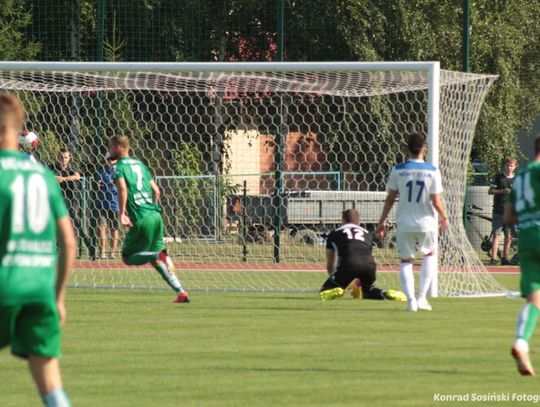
left=1, top=64, right=506, bottom=295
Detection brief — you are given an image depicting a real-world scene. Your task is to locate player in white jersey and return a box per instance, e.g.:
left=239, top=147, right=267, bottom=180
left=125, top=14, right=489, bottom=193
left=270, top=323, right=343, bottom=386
left=376, top=133, right=448, bottom=312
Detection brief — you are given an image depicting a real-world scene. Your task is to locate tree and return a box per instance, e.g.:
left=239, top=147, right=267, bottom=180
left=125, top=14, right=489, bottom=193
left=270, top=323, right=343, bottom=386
left=0, top=0, right=39, bottom=59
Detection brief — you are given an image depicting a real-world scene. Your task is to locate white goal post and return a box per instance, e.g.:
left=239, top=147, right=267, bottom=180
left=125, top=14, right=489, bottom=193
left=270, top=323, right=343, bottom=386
left=0, top=61, right=506, bottom=296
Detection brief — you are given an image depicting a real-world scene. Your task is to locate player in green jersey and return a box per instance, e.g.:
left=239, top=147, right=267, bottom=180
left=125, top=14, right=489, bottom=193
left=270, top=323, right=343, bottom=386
left=0, top=93, right=76, bottom=406
left=504, top=134, right=540, bottom=376
left=108, top=135, right=190, bottom=303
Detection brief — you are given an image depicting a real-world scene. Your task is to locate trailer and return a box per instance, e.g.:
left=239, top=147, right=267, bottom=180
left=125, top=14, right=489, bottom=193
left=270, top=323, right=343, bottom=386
left=227, top=190, right=397, bottom=245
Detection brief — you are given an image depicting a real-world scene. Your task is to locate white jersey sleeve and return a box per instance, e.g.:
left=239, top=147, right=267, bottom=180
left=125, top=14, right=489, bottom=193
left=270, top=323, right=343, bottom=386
left=430, top=168, right=443, bottom=195
left=387, top=168, right=398, bottom=191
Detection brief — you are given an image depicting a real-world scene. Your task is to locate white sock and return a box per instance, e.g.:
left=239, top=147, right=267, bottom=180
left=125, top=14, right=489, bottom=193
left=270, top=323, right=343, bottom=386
left=154, top=262, right=184, bottom=293
left=514, top=338, right=529, bottom=353
left=43, top=388, right=71, bottom=407
left=418, top=255, right=436, bottom=299
left=399, top=262, right=415, bottom=300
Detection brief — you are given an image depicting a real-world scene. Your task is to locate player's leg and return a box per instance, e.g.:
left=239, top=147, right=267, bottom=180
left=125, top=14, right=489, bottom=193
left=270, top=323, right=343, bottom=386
left=28, top=356, right=71, bottom=407
left=319, top=269, right=352, bottom=301
left=396, top=231, right=417, bottom=311
left=512, top=249, right=540, bottom=376
left=13, top=304, right=71, bottom=406
left=358, top=265, right=385, bottom=300
left=416, top=231, right=438, bottom=311
left=147, top=213, right=189, bottom=302
left=357, top=266, right=406, bottom=301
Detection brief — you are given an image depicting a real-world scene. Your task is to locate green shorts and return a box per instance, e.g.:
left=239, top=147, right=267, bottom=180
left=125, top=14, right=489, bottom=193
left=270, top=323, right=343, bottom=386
left=0, top=303, right=61, bottom=358
left=519, top=248, right=540, bottom=297
left=122, top=212, right=165, bottom=258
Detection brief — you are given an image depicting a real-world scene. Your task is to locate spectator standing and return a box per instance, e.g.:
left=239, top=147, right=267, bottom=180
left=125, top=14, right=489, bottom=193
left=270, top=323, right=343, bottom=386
left=52, top=150, right=96, bottom=260
left=488, top=157, right=517, bottom=265
left=94, top=153, right=119, bottom=259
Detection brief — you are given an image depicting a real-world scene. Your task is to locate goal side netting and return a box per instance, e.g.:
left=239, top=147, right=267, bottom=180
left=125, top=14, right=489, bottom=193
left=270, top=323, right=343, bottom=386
left=0, top=62, right=505, bottom=296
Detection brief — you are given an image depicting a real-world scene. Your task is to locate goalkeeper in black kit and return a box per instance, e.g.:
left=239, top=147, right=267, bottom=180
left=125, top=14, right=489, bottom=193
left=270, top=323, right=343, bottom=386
left=320, top=209, right=406, bottom=301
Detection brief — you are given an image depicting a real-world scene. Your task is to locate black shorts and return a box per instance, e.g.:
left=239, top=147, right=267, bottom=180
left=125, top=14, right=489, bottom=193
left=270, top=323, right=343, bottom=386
left=322, top=262, right=377, bottom=290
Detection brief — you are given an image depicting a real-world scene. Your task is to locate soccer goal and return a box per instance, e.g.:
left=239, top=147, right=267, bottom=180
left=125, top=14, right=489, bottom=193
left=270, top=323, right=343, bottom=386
left=0, top=61, right=506, bottom=296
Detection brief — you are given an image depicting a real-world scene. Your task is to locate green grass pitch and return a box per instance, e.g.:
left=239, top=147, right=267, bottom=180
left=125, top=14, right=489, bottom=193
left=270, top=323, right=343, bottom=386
left=1, top=275, right=538, bottom=406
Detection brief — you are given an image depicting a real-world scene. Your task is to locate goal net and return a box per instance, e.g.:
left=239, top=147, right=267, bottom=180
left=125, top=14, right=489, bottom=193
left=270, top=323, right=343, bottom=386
left=0, top=62, right=506, bottom=296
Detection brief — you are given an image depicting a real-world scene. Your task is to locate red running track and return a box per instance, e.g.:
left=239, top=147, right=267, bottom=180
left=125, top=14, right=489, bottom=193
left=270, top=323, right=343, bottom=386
left=74, top=262, right=520, bottom=274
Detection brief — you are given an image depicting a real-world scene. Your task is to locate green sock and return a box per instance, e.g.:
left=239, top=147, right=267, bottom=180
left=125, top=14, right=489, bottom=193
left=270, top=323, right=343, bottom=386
left=125, top=251, right=158, bottom=266
left=516, top=303, right=540, bottom=342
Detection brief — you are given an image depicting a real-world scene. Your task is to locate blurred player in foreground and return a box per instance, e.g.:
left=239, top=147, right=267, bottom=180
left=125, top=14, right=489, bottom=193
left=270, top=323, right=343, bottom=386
left=376, top=133, right=448, bottom=312
left=108, top=135, right=190, bottom=303
left=0, top=93, right=76, bottom=406
left=503, top=135, right=540, bottom=376
left=319, top=209, right=406, bottom=302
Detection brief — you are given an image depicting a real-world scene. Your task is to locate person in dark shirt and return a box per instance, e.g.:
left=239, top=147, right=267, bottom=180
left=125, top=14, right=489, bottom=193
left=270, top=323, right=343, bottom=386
left=488, top=156, right=517, bottom=265
left=319, top=208, right=405, bottom=301
left=94, top=153, right=119, bottom=259
left=52, top=150, right=96, bottom=260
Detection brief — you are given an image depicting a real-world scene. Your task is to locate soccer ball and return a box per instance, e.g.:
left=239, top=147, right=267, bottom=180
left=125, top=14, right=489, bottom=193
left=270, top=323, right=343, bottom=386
left=19, top=130, right=39, bottom=149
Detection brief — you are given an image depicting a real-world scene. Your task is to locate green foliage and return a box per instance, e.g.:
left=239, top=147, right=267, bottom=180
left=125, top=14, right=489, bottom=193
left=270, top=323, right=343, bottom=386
left=0, top=0, right=39, bottom=60
left=172, top=143, right=209, bottom=237
left=15, top=1, right=540, bottom=176
left=103, top=11, right=126, bottom=62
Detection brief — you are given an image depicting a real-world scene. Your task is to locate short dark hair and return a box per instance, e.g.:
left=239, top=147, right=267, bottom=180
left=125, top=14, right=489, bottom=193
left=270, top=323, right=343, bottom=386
left=407, top=133, right=426, bottom=156
left=535, top=134, right=540, bottom=155
left=503, top=156, right=516, bottom=165
left=110, top=135, right=129, bottom=149
left=342, top=208, right=360, bottom=225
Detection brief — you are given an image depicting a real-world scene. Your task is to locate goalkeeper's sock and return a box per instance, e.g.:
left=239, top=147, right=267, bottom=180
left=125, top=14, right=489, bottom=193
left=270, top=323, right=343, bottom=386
left=125, top=251, right=159, bottom=266
left=418, top=254, right=436, bottom=299
left=153, top=261, right=184, bottom=293
left=43, top=388, right=71, bottom=407
left=399, top=262, right=415, bottom=300
left=516, top=303, right=540, bottom=342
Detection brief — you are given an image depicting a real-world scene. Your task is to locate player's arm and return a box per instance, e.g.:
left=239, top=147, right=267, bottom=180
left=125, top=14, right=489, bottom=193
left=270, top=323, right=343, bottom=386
left=149, top=180, right=161, bottom=204
left=115, top=177, right=132, bottom=227
left=376, top=189, right=398, bottom=239
left=431, top=193, right=449, bottom=232
left=503, top=202, right=518, bottom=225
left=326, top=248, right=336, bottom=275
left=55, top=216, right=76, bottom=325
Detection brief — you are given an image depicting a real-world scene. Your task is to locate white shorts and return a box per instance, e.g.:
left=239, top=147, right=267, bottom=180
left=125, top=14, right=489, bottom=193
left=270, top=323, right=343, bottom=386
left=396, top=230, right=437, bottom=260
